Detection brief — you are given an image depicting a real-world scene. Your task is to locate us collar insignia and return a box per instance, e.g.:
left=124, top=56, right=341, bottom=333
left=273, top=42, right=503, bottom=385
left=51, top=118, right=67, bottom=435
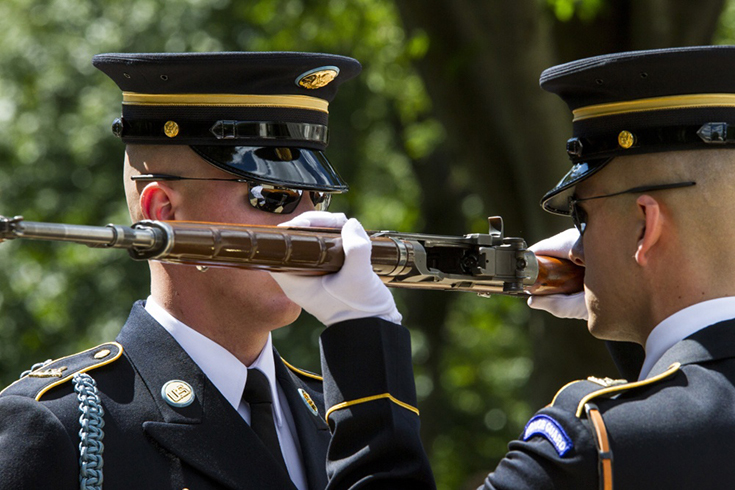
left=296, top=66, right=340, bottom=89
left=162, top=379, right=195, bottom=408
left=298, top=388, right=319, bottom=416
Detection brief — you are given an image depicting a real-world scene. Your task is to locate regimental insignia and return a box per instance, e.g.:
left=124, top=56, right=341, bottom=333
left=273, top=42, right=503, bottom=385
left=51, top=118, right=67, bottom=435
left=28, top=366, right=67, bottom=378
left=163, top=120, right=180, bottom=138
left=162, top=380, right=195, bottom=408
left=296, top=66, right=340, bottom=89
left=617, top=130, right=635, bottom=149
left=523, top=414, right=573, bottom=457
left=587, top=376, right=628, bottom=388
left=298, top=388, right=319, bottom=416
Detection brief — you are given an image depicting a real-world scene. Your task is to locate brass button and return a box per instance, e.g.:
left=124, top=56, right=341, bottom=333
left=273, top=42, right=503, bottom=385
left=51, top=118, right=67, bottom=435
left=163, top=120, right=180, bottom=138
left=94, top=349, right=111, bottom=360
left=618, top=130, right=635, bottom=149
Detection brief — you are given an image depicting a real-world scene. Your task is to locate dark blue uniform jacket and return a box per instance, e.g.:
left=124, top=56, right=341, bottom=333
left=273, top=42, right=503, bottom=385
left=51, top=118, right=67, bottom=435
left=479, top=318, right=735, bottom=489
left=0, top=301, right=434, bottom=489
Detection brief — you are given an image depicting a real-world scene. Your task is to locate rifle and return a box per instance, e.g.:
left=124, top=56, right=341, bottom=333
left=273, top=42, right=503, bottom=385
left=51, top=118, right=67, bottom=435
left=0, top=215, right=583, bottom=297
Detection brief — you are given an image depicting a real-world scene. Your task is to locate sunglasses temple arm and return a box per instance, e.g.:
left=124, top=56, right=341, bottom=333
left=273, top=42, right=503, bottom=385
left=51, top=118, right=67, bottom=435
left=0, top=215, right=583, bottom=297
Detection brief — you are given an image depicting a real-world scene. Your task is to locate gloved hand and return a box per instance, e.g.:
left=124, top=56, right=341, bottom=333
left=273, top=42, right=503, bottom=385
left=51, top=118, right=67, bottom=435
left=526, top=228, right=588, bottom=320
left=269, top=211, right=402, bottom=326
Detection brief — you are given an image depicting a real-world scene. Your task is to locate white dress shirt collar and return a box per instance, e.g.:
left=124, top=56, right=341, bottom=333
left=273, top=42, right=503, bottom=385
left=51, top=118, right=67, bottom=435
left=639, top=296, right=735, bottom=380
left=144, top=296, right=284, bottom=427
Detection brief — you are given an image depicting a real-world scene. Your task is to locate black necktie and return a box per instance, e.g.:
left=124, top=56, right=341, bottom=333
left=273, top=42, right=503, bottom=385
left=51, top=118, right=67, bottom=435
left=243, top=368, right=288, bottom=472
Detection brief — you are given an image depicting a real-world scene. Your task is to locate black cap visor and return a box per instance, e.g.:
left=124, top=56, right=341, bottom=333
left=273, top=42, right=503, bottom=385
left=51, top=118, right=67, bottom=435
left=541, top=157, right=613, bottom=215
left=191, top=145, right=348, bottom=192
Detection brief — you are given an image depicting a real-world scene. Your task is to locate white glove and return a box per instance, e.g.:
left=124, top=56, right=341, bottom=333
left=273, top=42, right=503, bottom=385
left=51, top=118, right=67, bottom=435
left=526, top=228, right=588, bottom=320
left=270, top=211, right=402, bottom=326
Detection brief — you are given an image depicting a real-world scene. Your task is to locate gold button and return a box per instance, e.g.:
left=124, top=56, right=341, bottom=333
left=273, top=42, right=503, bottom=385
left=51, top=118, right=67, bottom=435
left=163, top=120, right=180, bottom=138
left=94, top=349, right=111, bottom=360
left=618, top=130, right=635, bottom=149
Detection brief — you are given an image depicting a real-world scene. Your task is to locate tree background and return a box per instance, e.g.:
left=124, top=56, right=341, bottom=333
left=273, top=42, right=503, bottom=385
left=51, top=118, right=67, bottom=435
left=0, top=1, right=731, bottom=488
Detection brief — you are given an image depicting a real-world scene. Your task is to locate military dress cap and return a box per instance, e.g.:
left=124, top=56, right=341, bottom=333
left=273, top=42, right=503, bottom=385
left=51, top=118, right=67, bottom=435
left=539, top=45, right=735, bottom=214
left=92, top=52, right=361, bottom=192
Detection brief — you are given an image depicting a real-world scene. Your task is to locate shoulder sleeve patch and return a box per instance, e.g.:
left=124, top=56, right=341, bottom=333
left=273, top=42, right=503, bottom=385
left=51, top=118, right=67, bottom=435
left=281, top=358, right=323, bottom=381
left=523, top=414, right=573, bottom=457
left=551, top=362, right=681, bottom=417
left=0, top=342, right=123, bottom=401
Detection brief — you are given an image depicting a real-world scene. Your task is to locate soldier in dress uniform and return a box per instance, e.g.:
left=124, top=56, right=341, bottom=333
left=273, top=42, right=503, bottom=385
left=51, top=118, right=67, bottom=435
left=0, top=52, right=434, bottom=490
left=280, top=45, right=735, bottom=489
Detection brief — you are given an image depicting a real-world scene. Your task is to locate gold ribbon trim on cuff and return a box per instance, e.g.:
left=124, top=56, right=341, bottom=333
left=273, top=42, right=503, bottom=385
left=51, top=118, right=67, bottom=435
left=325, top=393, right=420, bottom=424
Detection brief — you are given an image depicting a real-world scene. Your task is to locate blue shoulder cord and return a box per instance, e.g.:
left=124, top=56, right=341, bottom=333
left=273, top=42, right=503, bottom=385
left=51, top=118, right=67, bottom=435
left=21, top=362, right=105, bottom=490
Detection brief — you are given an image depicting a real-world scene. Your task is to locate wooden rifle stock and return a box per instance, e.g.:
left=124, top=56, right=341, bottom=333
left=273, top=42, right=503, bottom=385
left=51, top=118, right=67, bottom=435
left=0, top=216, right=584, bottom=297
left=531, top=256, right=584, bottom=296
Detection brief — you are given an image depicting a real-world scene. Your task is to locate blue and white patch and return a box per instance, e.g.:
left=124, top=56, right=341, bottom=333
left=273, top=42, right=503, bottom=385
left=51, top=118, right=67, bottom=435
left=523, top=415, right=573, bottom=457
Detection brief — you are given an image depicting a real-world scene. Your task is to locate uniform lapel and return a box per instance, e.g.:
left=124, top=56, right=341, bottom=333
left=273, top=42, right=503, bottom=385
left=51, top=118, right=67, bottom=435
left=274, top=353, right=330, bottom=490
left=117, top=302, right=296, bottom=490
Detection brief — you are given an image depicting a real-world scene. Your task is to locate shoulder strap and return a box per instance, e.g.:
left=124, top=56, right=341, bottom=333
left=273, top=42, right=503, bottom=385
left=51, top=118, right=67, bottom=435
left=0, top=342, right=123, bottom=400
left=550, top=363, right=681, bottom=490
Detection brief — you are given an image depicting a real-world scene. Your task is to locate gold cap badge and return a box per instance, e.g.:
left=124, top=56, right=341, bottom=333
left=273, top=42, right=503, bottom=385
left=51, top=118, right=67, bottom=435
left=618, top=130, right=635, bottom=149
left=298, top=388, right=319, bottom=416
left=296, top=66, right=340, bottom=90
left=162, top=380, right=195, bottom=408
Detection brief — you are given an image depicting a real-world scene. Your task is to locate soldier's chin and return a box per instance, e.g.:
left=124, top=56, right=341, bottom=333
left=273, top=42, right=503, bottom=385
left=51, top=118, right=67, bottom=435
left=587, top=314, right=633, bottom=343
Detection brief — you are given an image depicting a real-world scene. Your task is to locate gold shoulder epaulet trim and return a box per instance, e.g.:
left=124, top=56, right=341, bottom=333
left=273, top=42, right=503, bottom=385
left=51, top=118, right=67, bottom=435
left=574, top=362, right=681, bottom=417
left=0, top=342, right=124, bottom=401
left=325, top=393, right=420, bottom=424
left=281, top=358, right=323, bottom=381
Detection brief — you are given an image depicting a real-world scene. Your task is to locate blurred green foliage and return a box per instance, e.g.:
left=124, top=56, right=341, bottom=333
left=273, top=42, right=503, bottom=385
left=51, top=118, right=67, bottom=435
left=0, top=1, right=732, bottom=488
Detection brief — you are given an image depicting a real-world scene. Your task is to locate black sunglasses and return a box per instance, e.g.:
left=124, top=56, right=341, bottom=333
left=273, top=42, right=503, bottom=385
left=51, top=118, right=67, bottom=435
left=131, top=173, right=332, bottom=215
left=568, top=181, right=696, bottom=235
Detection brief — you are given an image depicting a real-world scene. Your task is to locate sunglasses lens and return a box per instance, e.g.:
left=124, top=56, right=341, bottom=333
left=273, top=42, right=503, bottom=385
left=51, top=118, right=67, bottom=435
left=248, top=184, right=303, bottom=214
left=310, top=192, right=331, bottom=211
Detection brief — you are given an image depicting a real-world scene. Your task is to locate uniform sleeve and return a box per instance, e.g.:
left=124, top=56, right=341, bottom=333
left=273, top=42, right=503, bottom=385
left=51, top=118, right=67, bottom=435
left=479, top=406, right=600, bottom=490
left=0, top=395, right=77, bottom=490
left=320, top=318, right=436, bottom=490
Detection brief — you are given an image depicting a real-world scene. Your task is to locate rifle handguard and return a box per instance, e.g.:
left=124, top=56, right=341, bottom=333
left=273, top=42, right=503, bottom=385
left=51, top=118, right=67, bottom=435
left=0, top=215, right=585, bottom=297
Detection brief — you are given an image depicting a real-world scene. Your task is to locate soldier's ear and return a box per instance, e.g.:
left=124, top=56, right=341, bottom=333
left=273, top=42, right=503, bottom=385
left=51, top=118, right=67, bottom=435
left=634, top=195, right=663, bottom=267
left=140, top=182, right=176, bottom=221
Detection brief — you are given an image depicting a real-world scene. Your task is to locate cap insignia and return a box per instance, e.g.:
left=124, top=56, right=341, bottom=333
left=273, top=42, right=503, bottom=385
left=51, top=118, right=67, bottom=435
left=298, top=388, right=319, bottom=416
left=617, top=130, right=635, bottom=149
left=296, top=66, right=340, bottom=89
left=163, top=120, right=180, bottom=138
left=162, top=380, right=195, bottom=408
